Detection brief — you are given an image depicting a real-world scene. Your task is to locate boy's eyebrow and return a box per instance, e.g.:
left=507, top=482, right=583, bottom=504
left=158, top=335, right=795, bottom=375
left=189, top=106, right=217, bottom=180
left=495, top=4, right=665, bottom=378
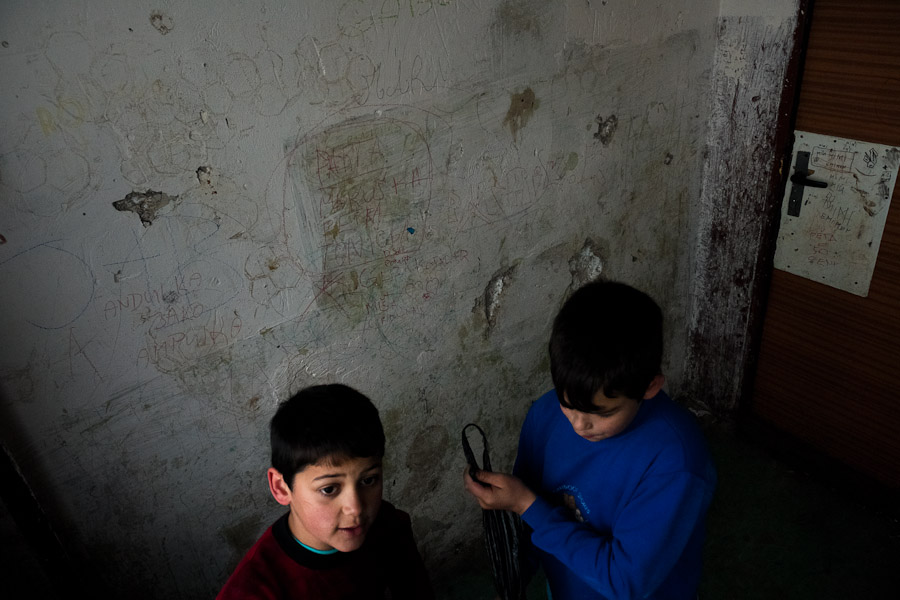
left=560, top=397, right=621, bottom=413
left=312, top=462, right=382, bottom=481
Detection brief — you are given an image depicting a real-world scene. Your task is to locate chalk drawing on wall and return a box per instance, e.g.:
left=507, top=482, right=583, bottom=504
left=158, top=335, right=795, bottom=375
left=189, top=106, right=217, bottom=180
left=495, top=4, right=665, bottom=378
left=774, top=131, right=900, bottom=297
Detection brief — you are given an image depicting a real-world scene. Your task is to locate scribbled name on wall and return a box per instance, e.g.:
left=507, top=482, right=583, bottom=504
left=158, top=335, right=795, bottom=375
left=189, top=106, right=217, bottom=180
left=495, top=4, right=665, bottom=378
left=98, top=171, right=258, bottom=373
left=101, top=269, right=243, bottom=370
left=284, top=113, right=447, bottom=332
left=280, top=100, right=578, bottom=341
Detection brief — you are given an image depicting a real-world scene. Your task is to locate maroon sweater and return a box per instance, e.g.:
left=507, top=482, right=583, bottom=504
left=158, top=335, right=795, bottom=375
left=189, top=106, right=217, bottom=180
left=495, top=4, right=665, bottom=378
left=217, top=502, right=433, bottom=599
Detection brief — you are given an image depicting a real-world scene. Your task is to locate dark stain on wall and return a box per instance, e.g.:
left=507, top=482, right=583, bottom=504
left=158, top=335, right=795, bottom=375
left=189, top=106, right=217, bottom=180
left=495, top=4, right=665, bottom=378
left=112, top=190, right=177, bottom=227
left=503, top=88, right=537, bottom=142
left=222, top=515, right=263, bottom=554
left=402, top=424, right=450, bottom=498
left=493, top=0, right=543, bottom=39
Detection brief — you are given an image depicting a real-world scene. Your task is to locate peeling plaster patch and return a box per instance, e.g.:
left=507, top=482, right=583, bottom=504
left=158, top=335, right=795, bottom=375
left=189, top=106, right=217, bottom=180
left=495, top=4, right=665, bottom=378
left=149, top=12, right=174, bottom=35
left=594, top=115, right=618, bottom=146
left=503, top=88, right=537, bottom=142
left=477, top=265, right=517, bottom=333
left=568, top=238, right=606, bottom=290
left=112, top=189, right=177, bottom=227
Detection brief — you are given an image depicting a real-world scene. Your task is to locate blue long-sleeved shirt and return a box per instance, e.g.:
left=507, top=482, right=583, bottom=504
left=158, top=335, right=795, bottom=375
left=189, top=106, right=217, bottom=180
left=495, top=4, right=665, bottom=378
left=514, top=389, right=716, bottom=600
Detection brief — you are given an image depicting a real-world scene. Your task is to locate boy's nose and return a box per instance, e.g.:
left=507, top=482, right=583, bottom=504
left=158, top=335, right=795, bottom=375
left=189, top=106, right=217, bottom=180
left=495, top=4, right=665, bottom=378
left=342, top=490, right=362, bottom=515
left=571, top=412, right=592, bottom=432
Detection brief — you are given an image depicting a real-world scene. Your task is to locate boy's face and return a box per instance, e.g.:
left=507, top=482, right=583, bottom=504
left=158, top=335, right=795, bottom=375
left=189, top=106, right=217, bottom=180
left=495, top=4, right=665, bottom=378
left=559, top=390, right=642, bottom=442
left=270, top=455, right=383, bottom=552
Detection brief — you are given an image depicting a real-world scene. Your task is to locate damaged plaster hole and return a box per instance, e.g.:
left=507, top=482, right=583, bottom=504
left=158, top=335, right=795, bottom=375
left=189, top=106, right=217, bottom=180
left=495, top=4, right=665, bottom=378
left=163, top=291, right=179, bottom=304
left=197, top=166, right=212, bottom=185
left=480, top=265, right=517, bottom=332
left=594, top=115, right=618, bottom=146
left=664, top=152, right=674, bottom=165
left=150, top=11, right=174, bottom=35
left=568, top=238, right=605, bottom=290
left=112, top=190, right=177, bottom=227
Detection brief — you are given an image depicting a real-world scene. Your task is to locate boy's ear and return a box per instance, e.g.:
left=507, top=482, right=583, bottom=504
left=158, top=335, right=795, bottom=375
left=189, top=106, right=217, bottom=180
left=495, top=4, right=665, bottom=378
left=267, top=468, right=293, bottom=506
left=642, top=374, right=666, bottom=400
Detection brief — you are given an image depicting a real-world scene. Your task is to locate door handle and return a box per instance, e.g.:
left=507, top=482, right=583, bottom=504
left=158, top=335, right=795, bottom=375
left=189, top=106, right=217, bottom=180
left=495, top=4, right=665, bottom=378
left=789, top=170, right=828, bottom=188
left=787, top=150, right=828, bottom=216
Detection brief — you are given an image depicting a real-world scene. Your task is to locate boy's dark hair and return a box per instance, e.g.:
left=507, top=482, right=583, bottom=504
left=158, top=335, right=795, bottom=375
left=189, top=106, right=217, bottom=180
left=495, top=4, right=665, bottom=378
left=270, top=384, right=385, bottom=488
left=549, top=279, right=663, bottom=411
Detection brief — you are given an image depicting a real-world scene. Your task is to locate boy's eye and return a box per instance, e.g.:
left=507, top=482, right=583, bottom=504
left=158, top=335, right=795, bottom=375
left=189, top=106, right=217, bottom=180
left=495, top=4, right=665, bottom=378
left=319, top=485, right=339, bottom=496
left=360, top=474, right=381, bottom=487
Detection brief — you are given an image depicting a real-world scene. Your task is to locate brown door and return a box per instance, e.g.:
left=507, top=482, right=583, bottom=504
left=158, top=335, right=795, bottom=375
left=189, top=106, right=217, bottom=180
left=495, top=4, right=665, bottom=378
left=750, top=0, right=900, bottom=490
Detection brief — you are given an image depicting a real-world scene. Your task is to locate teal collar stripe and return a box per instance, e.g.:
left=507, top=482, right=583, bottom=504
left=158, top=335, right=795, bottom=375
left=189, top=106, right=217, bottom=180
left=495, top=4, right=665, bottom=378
left=293, top=536, right=339, bottom=555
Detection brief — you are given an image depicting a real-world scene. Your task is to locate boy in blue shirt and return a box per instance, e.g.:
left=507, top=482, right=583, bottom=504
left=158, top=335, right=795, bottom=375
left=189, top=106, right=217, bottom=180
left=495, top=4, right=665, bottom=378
left=465, top=280, right=717, bottom=599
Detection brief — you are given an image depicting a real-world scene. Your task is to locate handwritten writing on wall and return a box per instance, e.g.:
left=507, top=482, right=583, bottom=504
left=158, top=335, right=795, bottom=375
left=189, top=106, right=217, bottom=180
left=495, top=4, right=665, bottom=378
left=774, top=131, right=900, bottom=296
left=286, top=114, right=445, bottom=331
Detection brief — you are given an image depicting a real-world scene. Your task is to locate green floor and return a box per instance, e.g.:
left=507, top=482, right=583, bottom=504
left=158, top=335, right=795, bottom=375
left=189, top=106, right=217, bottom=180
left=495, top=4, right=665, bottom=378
left=438, top=424, right=900, bottom=599
left=700, top=424, right=899, bottom=599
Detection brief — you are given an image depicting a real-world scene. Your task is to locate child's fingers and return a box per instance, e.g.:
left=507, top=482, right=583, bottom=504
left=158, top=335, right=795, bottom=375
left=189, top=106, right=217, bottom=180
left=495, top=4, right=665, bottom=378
left=463, top=468, right=495, bottom=505
left=471, top=469, right=509, bottom=489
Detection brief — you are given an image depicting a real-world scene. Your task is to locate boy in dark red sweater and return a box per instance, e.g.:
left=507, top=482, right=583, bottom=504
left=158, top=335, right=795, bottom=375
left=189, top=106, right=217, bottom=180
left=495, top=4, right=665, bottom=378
left=217, top=384, right=433, bottom=599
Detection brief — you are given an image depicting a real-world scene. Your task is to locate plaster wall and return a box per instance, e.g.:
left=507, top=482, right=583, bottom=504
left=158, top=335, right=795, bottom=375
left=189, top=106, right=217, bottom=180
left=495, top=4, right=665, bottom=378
left=0, top=1, right=794, bottom=597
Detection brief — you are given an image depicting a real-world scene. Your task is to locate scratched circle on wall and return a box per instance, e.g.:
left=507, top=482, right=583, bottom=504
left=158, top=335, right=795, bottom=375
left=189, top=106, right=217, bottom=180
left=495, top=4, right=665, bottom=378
left=0, top=149, right=91, bottom=217
left=0, top=242, right=94, bottom=330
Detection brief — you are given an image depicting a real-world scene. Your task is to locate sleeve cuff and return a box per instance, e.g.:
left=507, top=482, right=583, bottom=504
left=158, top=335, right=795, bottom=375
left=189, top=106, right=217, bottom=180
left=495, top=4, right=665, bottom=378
left=521, top=495, right=555, bottom=529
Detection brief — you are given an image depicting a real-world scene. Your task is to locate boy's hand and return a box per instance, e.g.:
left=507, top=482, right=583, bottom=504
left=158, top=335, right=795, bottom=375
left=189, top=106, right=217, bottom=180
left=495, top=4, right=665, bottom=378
left=463, top=468, right=537, bottom=515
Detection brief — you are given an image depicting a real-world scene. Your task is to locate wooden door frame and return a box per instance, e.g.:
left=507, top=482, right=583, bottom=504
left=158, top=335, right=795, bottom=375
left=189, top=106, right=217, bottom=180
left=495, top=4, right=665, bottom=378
left=685, top=0, right=900, bottom=512
left=682, top=1, right=812, bottom=421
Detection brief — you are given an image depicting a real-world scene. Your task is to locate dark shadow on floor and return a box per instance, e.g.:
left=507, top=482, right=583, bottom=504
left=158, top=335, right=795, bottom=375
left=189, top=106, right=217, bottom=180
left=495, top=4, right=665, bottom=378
left=701, top=423, right=900, bottom=599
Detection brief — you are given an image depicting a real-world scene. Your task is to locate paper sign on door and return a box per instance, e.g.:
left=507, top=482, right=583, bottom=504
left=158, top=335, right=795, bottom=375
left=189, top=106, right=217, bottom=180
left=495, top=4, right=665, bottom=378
left=774, top=131, right=900, bottom=297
